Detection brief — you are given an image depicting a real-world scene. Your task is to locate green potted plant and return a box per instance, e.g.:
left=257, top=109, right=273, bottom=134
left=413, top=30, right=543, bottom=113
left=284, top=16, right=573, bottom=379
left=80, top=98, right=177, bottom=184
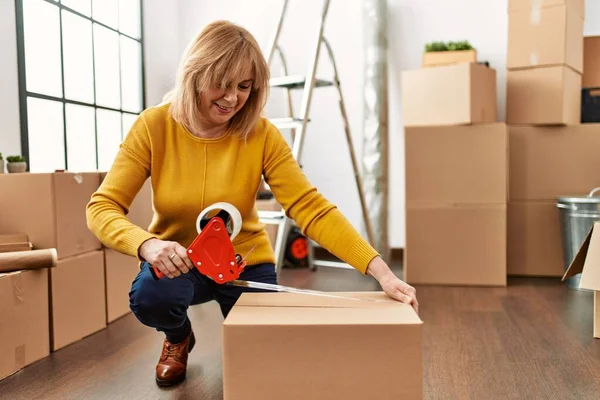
left=6, top=155, right=27, bottom=173
left=422, top=40, right=477, bottom=68
left=0, top=153, right=4, bottom=174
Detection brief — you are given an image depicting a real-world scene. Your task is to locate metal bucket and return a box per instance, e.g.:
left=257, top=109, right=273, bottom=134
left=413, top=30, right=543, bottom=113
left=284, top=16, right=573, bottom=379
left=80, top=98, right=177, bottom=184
left=556, top=187, right=600, bottom=290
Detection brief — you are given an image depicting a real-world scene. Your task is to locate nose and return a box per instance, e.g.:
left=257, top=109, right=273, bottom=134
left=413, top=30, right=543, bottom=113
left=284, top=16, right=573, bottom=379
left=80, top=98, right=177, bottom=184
left=223, top=87, right=237, bottom=104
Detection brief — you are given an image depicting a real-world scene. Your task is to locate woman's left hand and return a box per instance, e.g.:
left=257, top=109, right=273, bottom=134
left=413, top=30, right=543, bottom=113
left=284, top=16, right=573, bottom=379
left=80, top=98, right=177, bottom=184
left=366, top=256, right=418, bottom=313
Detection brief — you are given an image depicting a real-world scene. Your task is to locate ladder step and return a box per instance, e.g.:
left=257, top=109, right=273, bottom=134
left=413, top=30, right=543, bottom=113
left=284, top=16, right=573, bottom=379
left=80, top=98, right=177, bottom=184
left=312, top=259, right=354, bottom=270
left=269, top=117, right=306, bottom=130
left=258, top=210, right=286, bottom=225
left=270, top=75, right=334, bottom=89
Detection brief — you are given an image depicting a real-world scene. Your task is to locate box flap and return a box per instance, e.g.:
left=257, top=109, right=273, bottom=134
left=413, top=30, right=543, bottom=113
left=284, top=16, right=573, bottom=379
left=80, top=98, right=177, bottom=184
left=508, top=0, right=584, bottom=19
left=562, top=222, right=600, bottom=291
left=225, top=292, right=422, bottom=326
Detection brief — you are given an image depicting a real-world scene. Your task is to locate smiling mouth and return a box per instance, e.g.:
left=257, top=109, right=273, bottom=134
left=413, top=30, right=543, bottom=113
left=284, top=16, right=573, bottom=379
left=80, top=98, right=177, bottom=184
left=215, top=103, right=234, bottom=111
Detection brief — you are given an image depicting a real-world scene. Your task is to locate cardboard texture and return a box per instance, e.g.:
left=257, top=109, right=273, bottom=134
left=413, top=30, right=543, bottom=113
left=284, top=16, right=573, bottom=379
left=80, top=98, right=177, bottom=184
left=422, top=50, right=477, bottom=68
left=509, top=124, right=600, bottom=201
left=401, top=63, right=497, bottom=127
left=0, top=269, right=49, bottom=380
left=562, top=222, right=600, bottom=338
left=507, top=5, right=583, bottom=72
left=508, top=201, right=564, bottom=276
left=583, top=36, right=600, bottom=88
left=104, top=249, right=140, bottom=323
left=508, top=0, right=585, bottom=19
left=506, top=65, right=581, bottom=125
left=405, top=124, right=508, bottom=205
left=50, top=250, right=106, bottom=351
left=0, top=233, right=32, bottom=253
left=222, top=292, right=423, bottom=400
left=404, top=204, right=507, bottom=286
left=0, top=173, right=101, bottom=259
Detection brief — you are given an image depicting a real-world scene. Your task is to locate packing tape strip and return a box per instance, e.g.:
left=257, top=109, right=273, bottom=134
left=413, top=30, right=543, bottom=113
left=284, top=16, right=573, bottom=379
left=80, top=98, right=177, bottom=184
left=530, top=0, right=542, bottom=25
left=529, top=51, right=539, bottom=66
left=195, top=202, right=242, bottom=241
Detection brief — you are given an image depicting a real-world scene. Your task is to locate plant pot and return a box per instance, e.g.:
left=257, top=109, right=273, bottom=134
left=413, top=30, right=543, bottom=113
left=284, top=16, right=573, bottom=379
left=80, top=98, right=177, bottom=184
left=7, top=162, right=27, bottom=173
left=0, top=160, right=4, bottom=174
left=422, top=49, right=477, bottom=68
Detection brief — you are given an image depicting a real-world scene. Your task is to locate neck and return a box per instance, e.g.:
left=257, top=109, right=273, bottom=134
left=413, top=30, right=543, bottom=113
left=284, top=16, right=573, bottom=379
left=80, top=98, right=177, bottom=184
left=189, top=113, right=229, bottom=139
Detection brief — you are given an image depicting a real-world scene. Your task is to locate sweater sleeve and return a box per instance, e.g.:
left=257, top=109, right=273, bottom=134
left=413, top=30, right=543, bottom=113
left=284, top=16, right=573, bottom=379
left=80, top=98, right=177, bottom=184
left=262, top=121, right=379, bottom=274
left=86, top=114, right=156, bottom=259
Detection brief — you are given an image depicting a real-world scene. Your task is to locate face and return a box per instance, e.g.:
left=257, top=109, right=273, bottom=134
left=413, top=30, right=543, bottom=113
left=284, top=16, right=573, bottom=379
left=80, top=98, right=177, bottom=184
left=199, top=77, right=253, bottom=127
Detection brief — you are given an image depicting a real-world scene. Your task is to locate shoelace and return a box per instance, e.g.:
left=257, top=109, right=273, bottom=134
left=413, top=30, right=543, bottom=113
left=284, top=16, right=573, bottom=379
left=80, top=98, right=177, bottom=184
left=163, top=342, right=185, bottom=361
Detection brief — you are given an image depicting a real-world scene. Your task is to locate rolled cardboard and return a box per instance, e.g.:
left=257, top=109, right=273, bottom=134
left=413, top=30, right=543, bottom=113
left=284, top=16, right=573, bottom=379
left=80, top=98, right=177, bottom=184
left=0, top=248, right=57, bottom=273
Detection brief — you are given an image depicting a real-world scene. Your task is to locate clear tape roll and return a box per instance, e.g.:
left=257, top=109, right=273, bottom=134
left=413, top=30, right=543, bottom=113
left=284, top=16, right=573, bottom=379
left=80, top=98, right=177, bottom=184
left=195, top=202, right=242, bottom=241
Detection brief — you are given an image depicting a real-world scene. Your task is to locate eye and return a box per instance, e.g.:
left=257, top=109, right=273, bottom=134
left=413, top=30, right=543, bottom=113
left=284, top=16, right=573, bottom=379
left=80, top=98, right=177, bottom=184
left=239, top=84, right=251, bottom=90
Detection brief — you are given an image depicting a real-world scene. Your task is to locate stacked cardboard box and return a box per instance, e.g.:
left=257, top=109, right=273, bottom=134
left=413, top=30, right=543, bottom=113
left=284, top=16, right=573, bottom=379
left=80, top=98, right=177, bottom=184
left=401, top=61, right=507, bottom=286
left=506, top=0, right=584, bottom=125
left=0, top=172, right=107, bottom=351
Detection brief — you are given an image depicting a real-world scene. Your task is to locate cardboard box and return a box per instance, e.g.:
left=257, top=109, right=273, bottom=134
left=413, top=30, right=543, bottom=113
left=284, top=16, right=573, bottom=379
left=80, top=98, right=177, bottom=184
left=508, top=201, right=565, bottom=276
left=583, top=36, right=600, bottom=88
left=508, top=0, right=585, bottom=19
left=222, top=292, right=423, bottom=400
left=405, top=124, right=508, bottom=205
left=401, top=63, right=497, bottom=127
left=99, top=172, right=153, bottom=230
left=509, top=124, right=600, bottom=200
left=104, top=248, right=140, bottom=323
left=404, top=204, right=506, bottom=286
left=562, top=222, right=600, bottom=338
left=0, top=269, right=49, bottom=380
left=507, top=5, right=583, bottom=72
left=506, top=65, right=581, bottom=125
left=422, top=50, right=477, bottom=68
left=0, top=172, right=101, bottom=259
left=50, top=250, right=106, bottom=351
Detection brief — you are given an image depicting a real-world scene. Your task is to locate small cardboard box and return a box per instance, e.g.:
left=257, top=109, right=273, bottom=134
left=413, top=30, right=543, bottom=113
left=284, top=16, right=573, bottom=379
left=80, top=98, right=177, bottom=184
left=0, top=269, right=50, bottom=380
left=509, top=124, right=600, bottom=201
left=104, top=248, right=140, bottom=323
left=506, top=65, right=581, bottom=125
left=405, top=123, right=508, bottom=205
left=222, top=292, right=423, bottom=400
left=0, top=172, right=101, bottom=259
left=508, top=0, right=585, bottom=19
left=508, top=200, right=565, bottom=276
left=401, top=62, right=497, bottom=127
left=563, top=222, right=600, bottom=338
left=507, top=4, right=583, bottom=72
left=50, top=250, right=106, bottom=351
left=583, top=36, right=600, bottom=88
left=422, top=49, right=477, bottom=68
left=256, top=197, right=281, bottom=248
left=404, top=204, right=506, bottom=286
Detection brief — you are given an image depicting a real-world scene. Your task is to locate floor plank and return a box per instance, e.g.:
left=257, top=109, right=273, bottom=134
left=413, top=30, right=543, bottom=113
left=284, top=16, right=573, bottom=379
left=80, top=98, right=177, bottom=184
left=1, top=266, right=600, bottom=399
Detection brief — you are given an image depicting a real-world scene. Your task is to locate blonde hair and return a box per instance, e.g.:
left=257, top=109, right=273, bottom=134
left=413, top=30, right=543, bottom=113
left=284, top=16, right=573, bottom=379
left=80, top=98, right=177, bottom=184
left=163, top=20, right=270, bottom=138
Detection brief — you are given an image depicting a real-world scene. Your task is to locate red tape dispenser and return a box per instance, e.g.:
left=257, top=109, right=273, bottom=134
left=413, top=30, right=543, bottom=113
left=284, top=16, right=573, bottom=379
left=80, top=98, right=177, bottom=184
left=150, top=202, right=247, bottom=282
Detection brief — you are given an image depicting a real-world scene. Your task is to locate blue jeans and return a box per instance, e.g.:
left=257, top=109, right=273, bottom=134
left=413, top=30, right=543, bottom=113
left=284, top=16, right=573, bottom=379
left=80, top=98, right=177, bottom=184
left=129, top=261, right=278, bottom=343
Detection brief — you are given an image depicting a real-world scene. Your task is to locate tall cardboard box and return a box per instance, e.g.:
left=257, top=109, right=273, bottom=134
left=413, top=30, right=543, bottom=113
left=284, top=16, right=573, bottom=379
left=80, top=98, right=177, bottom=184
left=222, top=292, right=423, bottom=400
left=50, top=250, right=106, bottom=351
left=104, top=249, right=140, bottom=323
left=0, top=172, right=101, bottom=259
left=404, top=124, right=508, bottom=286
left=583, top=36, right=600, bottom=88
left=256, top=197, right=280, bottom=248
left=508, top=0, right=585, bottom=19
left=563, top=222, right=600, bottom=338
left=508, top=124, right=600, bottom=276
left=0, top=269, right=50, bottom=380
left=506, top=65, right=581, bottom=125
left=507, top=4, right=584, bottom=72
left=401, top=62, right=497, bottom=127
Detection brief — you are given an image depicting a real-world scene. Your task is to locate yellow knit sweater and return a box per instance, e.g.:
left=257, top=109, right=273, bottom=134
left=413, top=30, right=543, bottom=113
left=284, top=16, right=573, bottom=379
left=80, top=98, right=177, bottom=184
left=86, top=103, right=379, bottom=274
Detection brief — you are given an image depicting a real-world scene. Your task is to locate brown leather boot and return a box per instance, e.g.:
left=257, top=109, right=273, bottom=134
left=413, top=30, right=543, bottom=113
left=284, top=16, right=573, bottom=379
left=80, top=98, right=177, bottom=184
left=155, top=330, right=196, bottom=387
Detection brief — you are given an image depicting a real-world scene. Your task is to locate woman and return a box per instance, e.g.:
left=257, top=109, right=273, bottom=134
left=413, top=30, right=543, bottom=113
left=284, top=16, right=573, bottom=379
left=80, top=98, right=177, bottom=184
left=86, top=20, right=418, bottom=387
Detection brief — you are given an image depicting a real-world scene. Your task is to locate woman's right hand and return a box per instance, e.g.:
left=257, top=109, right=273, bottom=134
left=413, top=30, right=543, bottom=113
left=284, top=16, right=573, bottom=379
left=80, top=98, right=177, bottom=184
left=138, top=238, right=194, bottom=279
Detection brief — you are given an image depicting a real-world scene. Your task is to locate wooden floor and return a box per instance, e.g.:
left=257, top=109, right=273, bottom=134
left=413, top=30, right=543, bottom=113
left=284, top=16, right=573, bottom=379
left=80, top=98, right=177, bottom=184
left=2, top=264, right=600, bottom=399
